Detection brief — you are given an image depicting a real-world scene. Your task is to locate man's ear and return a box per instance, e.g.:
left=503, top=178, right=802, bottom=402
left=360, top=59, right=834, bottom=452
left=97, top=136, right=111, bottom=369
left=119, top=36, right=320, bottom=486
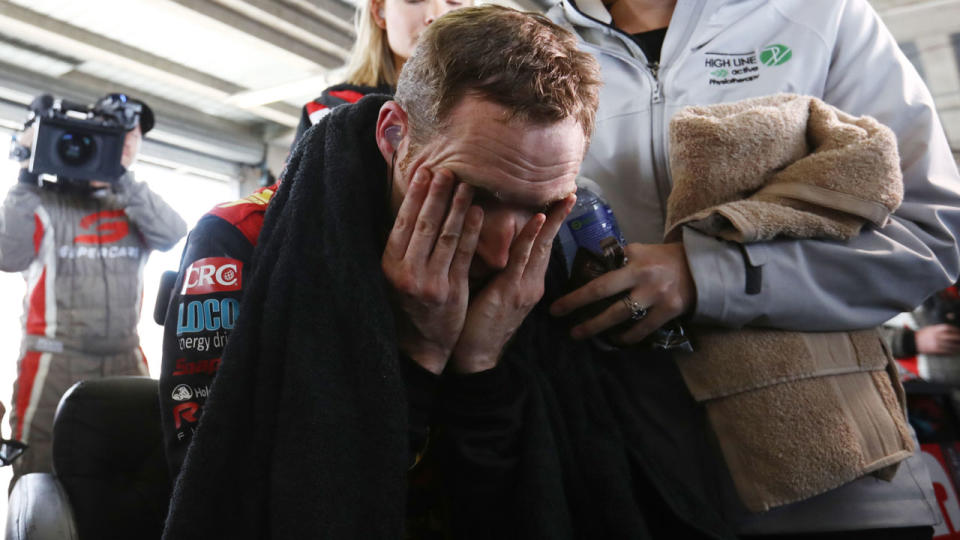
left=375, top=101, right=408, bottom=163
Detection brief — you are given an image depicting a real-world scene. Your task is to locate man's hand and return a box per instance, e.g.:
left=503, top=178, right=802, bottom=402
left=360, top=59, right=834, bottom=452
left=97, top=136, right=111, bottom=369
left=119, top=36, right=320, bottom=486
left=15, top=125, right=35, bottom=169
left=383, top=167, right=483, bottom=374
left=549, top=242, right=696, bottom=345
left=450, top=194, right=576, bottom=374
left=916, top=324, right=960, bottom=356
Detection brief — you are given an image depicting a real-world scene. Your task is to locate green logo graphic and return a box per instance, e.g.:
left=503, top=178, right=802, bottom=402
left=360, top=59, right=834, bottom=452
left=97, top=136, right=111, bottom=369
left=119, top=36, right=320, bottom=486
left=710, top=69, right=729, bottom=78
left=760, top=44, right=792, bottom=66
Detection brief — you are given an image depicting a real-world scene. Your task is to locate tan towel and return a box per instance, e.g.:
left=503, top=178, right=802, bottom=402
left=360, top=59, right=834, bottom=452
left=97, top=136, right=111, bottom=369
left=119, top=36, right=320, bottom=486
left=665, top=94, right=903, bottom=243
left=666, top=94, right=913, bottom=513
left=675, top=328, right=914, bottom=512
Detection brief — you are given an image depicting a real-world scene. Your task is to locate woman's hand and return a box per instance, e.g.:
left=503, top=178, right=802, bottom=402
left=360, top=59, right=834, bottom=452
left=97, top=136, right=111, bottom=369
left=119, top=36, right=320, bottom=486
left=549, top=242, right=696, bottom=345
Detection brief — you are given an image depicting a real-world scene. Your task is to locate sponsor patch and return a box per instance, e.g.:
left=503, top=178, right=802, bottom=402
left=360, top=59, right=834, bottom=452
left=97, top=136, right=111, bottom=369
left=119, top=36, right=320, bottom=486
left=181, top=257, right=242, bottom=295
left=704, top=51, right=759, bottom=85
left=173, top=357, right=222, bottom=376
left=173, top=402, right=199, bottom=429
left=172, top=384, right=193, bottom=401
left=176, top=298, right=240, bottom=335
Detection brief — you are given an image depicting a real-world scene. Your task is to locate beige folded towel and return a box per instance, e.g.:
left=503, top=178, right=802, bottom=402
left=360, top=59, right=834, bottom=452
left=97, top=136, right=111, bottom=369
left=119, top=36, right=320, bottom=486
left=666, top=94, right=912, bottom=513
left=675, top=328, right=913, bottom=512
left=665, top=94, right=903, bottom=243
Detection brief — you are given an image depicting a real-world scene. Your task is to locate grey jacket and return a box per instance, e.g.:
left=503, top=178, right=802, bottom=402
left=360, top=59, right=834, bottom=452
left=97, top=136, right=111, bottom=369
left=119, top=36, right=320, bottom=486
left=0, top=171, right=186, bottom=353
left=548, top=0, right=958, bottom=533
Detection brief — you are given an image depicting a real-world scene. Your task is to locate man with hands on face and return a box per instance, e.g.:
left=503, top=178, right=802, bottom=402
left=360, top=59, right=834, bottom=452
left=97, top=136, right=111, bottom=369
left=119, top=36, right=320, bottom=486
left=381, top=106, right=580, bottom=378
left=163, top=6, right=736, bottom=540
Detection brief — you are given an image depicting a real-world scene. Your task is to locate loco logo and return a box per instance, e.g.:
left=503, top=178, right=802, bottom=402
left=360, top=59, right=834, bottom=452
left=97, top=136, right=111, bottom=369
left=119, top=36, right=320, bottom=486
left=176, top=298, right=240, bottom=335
left=181, top=257, right=242, bottom=295
left=173, top=402, right=199, bottom=429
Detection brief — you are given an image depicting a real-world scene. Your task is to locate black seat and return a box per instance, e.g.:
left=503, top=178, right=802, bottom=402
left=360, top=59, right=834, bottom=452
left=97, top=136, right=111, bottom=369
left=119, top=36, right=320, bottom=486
left=6, top=376, right=171, bottom=540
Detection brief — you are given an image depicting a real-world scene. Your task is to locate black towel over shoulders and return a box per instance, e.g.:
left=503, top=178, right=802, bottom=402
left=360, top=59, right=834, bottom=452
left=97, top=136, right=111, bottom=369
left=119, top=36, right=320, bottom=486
left=162, top=95, right=737, bottom=540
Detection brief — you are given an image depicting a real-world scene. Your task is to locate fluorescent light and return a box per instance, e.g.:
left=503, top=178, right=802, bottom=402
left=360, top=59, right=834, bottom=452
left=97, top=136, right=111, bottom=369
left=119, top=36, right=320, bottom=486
left=225, top=73, right=330, bottom=108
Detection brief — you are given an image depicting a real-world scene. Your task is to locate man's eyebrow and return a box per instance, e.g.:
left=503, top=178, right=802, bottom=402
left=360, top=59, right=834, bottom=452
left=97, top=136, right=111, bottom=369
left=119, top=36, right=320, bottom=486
left=470, top=184, right=569, bottom=210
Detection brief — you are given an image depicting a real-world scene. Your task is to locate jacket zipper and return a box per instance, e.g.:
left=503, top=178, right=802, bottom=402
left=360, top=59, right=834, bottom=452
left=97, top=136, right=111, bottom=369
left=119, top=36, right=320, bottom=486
left=649, top=60, right=669, bottom=223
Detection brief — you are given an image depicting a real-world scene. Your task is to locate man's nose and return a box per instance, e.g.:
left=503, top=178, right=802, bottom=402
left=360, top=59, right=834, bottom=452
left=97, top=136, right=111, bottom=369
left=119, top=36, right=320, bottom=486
left=475, top=216, right=517, bottom=272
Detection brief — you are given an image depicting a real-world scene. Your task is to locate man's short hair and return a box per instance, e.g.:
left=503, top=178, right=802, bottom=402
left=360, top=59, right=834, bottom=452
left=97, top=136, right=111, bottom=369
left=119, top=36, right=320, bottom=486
left=395, top=5, right=601, bottom=145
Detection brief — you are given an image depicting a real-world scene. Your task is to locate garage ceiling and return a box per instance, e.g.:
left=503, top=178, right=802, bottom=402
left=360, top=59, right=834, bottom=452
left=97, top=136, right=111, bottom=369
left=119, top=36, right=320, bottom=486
left=0, top=0, right=545, bottom=176
left=0, top=0, right=955, bottom=179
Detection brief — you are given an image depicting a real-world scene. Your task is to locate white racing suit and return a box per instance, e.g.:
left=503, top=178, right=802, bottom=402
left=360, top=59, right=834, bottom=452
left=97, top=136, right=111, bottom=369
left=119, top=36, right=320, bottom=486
left=0, top=171, right=186, bottom=481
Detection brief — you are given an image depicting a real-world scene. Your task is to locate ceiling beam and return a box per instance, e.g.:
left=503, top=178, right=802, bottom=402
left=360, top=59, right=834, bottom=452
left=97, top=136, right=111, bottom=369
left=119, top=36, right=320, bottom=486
left=218, top=0, right=355, bottom=50
left=281, top=0, right=357, bottom=32
left=166, top=0, right=347, bottom=68
left=0, top=58, right=267, bottom=165
left=0, top=0, right=300, bottom=127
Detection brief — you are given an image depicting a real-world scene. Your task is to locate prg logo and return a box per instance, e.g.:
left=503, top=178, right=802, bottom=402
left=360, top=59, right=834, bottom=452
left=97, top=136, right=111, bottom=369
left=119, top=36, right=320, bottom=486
left=173, top=402, right=199, bottom=430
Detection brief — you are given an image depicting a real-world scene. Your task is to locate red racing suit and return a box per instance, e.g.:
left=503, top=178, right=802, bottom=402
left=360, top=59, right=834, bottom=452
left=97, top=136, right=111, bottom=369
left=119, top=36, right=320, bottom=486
left=159, top=184, right=276, bottom=477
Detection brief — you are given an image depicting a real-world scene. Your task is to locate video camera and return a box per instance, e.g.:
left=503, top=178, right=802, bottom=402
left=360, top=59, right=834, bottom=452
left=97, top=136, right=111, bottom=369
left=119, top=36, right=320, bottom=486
left=9, top=93, right=149, bottom=183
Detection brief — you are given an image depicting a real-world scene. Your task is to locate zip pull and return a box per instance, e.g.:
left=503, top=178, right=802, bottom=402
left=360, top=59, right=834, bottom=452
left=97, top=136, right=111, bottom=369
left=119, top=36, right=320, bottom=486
left=649, top=61, right=663, bottom=103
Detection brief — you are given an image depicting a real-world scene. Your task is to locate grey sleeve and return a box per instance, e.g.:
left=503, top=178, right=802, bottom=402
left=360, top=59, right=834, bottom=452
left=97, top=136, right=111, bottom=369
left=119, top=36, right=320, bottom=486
left=686, top=0, right=960, bottom=331
left=878, top=325, right=917, bottom=359
left=0, top=181, right=42, bottom=272
left=114, top=172, right=188, bottom=252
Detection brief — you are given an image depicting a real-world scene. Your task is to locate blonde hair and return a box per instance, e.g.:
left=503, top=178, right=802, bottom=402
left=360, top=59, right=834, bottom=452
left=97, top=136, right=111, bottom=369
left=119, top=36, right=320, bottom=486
left=342, top=0, right=398, bottom=88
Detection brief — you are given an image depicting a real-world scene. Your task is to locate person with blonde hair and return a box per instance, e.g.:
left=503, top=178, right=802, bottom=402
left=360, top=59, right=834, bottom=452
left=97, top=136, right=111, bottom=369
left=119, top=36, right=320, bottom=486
left=291, top=0, right=469, bottom=145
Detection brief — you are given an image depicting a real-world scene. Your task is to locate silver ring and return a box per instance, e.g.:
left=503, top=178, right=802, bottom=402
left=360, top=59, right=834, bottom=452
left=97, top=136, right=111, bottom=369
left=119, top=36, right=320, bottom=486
left=621, top=295, right=648, bottom=321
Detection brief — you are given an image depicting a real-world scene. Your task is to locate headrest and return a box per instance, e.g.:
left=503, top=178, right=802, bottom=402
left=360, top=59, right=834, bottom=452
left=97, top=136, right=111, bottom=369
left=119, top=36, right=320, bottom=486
left=52, top=376, right=170, bottom=539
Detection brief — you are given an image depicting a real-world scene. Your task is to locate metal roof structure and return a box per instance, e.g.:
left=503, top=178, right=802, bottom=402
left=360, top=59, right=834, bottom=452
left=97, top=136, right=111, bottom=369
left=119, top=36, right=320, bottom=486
left=0, top=0, right=549, bottom=180
left=0, top=0, right=956, bottom=182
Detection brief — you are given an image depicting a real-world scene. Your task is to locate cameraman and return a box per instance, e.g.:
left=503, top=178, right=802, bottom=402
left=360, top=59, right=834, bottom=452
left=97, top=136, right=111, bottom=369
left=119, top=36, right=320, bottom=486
left=0, top=94, right=187, bottom=484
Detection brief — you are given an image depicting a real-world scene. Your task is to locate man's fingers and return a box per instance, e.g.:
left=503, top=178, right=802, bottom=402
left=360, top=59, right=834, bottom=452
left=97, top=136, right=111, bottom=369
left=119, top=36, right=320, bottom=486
left=429, top=181, right=475, bottom=271
left=524, top=194, right=576, bottom=280
left=384, top=168, right=431, bottom=261
left=450, top=206, right=483, bottom=285
left=407, top=169, right=455, bottom=262
left=503, top=213, right=545, bottom=280
left=550, top=266, right=637, bottom=316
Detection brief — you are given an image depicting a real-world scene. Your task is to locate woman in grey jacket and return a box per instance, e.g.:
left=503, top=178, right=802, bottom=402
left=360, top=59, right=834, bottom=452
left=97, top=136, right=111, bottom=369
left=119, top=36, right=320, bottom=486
left=547, top=0, right=960, bottom=538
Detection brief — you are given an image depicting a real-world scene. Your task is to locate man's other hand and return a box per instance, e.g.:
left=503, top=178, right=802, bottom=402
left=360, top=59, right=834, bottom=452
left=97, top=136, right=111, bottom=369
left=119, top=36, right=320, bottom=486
left=916, top=324, right=960, bottom=356
left=383, top=167, right=482, bottom=374
left=450, top=194, right=576, bottom=374
left=549, top=242, right=696, bottom=345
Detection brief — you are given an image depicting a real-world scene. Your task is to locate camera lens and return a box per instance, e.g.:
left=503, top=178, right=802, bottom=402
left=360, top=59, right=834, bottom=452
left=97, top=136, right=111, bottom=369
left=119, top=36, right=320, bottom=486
left=56, top=131, right=96, bottom=166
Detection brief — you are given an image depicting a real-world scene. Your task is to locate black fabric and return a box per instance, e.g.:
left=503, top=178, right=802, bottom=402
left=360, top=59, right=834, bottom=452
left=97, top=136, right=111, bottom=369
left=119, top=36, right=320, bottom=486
left=629, top=27, right=668, bottom=64
left=163, top=95, right=736, bottom=540
left=742, top=526, right=934, bottom=540
left=292, top=82, right=394, bottom=149
left=158, top=213, right=256, bottom=479
left=164, top=95, right=405, bottom=540
left=53, top=376, right=171, bottom=540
